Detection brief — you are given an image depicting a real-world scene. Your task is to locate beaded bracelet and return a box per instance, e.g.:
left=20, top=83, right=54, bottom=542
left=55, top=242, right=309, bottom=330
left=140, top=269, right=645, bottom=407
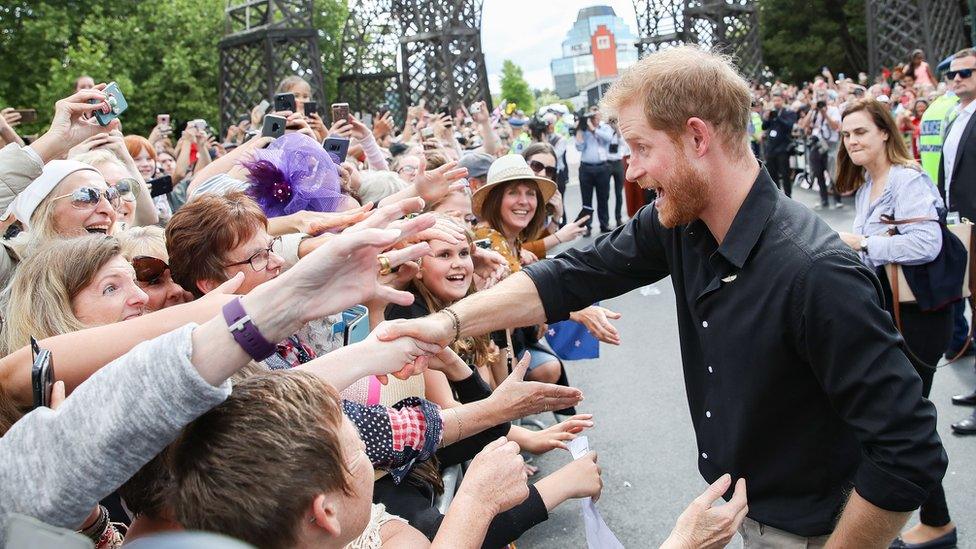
left=441, top=307, right=462, bottom=344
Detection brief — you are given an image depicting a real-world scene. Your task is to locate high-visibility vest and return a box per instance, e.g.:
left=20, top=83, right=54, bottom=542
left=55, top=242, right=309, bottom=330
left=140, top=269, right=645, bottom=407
left=749, top=111, right=763, bottom=143
left=919, top=94, right=960, bottom=182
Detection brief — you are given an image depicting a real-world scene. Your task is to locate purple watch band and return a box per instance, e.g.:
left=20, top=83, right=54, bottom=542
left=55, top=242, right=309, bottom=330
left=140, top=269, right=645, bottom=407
left=222, top=297, right=277, bottom=361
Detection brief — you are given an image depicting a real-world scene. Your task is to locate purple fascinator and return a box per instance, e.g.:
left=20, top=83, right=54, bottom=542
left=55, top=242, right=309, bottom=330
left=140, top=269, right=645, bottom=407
left=243, top=132, right=344, bottom=218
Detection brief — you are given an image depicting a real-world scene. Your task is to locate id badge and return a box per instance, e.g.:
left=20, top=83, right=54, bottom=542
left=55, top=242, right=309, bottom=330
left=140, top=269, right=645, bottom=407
left=947, top=211, right=961, bottom=225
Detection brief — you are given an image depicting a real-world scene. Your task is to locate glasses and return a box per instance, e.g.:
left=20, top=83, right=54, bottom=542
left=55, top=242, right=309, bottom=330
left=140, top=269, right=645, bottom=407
left=114, top=178, right=138, bottom=203
left=132, top=256, right=168, bottom=284
left=51, top=186, right=121, bottom=211
left=946, top=69, right=974, bottom=80
left=398, top=165, right=418, bottom=175
left=528, top=160, right=557, bottom=179
left=224, top=236, right=281, bottom=272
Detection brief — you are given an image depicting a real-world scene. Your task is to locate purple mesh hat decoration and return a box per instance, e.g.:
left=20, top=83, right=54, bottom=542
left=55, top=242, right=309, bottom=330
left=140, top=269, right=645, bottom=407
left=244, top=132, right=344, bottom=218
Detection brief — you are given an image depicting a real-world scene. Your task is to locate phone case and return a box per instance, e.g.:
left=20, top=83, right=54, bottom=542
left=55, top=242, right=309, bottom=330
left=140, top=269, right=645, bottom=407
left=262, top=115, right=286, bottom=138
left=322, top=137, right=350, bottom=163
left=91, top=82, right=127, bottom=126
left=274, top=93, right=296, bottom=113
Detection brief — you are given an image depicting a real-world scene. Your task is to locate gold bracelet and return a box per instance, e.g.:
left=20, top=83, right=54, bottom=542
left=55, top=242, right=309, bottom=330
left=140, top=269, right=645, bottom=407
left=441, top=307, right=462, bottom=344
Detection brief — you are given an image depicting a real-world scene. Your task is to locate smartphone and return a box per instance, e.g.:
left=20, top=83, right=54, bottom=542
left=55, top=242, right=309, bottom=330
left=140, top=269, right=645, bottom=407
left=147, top=175, right=173, bottom=198
left=304, top=100, right=318, bottom=117
left=89, top=81, right=128, bottom=126
left=30, top=337, right=54, bottom=410
left=470, top=102, right=482, bottom=114
left=14, top=109, right=37, bottom=124
left=157, top=113, right=170, bottom=127
left=274, top=93, right=297, bottom=113
left=342, top=305, right=369, bottom=345
left=331, top=102, right=350, bottom=124
left=474, top=238, right=491, bottom=250
left=256, top=99, right=270, bottom=115
left=262, top=114, right=286, bottom=138
left=322, top=136, right=350, bottom=163
left=575, top=206, right=594, bottom=223
left=188, top=118, right=207, bottom=131
left=421, top=127, right=435, bottom=139
left=5, top=514, right=92, bottom=549
left=441, top=108, right=454, bottom=127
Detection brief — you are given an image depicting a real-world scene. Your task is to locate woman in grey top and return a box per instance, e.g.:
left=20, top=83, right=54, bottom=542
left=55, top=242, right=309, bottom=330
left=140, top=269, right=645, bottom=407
left=835, top=98, right=956, bottom=549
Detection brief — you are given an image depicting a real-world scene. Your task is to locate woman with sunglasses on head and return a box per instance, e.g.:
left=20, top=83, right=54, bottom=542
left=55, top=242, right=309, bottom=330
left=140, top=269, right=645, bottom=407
left=118, top=226, right=193, bottom=312
left=1, top=235, right=147, bottom=356
left=0, top=160, right=122, bottom=289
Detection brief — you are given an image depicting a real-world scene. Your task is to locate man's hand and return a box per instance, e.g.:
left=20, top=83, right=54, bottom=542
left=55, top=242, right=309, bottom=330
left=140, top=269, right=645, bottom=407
left=663, top=474, right=748, bottom=549
left=519, top=248, right=538, bottom=266
left=488, top=352, right=583, bottom=418
left=32, top=84, right=119, bottom=162
left=374, top=312, right=456, bottom=349
left=456, top=437, right=529, bottom=515
left=352, top=322, right=444, bottom=385
left=570, top=305, right=622, bottom=345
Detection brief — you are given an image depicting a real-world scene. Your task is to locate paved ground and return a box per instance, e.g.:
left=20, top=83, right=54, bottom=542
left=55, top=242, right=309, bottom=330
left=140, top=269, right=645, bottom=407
left=516, top=181, right=976, bottom=548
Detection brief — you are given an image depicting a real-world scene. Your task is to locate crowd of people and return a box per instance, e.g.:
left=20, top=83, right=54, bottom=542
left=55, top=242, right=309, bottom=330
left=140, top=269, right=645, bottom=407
left=0, top=53, right=752, bottom=547
left=0, top=34, right=974, bottom=549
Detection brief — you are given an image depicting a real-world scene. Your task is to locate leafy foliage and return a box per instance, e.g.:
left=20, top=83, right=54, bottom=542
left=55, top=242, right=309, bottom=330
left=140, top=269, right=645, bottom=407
left=500, top=59, right=535, bottom=114
left=0, top=0, right=345, bottom=137
left=759, top=0, right=868, bottom=83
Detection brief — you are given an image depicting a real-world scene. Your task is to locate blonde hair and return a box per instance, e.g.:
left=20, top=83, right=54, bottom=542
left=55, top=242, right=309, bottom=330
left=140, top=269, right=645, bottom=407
left=1, top=235, right=122, bottom=355
left=601, top=45, right=752, bottom=154
left=117, top=225, right=168, bottom=262
left=73, top=149, right=128, bottom=174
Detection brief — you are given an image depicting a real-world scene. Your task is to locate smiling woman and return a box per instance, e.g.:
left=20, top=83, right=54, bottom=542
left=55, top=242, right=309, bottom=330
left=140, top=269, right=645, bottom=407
left=0, top=235, right=147, bottom=356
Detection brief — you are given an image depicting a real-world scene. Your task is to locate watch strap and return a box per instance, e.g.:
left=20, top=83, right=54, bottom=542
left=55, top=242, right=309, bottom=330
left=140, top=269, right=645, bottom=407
left=222, top=297, right=277, bottom=361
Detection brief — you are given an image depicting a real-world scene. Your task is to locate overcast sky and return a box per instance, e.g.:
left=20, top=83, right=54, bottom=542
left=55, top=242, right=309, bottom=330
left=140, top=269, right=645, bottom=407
left=481, top=0, right=639, bottom=93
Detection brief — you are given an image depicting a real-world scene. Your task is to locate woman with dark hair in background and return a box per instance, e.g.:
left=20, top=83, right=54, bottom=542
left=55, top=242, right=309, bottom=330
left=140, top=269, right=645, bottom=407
left=836, top=98, right=956, bottom=549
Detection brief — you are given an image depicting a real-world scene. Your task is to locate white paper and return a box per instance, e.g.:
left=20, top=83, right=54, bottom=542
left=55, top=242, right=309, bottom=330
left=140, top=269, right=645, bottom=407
left=567, top=436, right=625, bottom=549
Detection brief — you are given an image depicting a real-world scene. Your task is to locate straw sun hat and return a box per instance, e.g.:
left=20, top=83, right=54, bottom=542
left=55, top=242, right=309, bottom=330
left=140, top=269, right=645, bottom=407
left=470, top=154, right=557, bottom=218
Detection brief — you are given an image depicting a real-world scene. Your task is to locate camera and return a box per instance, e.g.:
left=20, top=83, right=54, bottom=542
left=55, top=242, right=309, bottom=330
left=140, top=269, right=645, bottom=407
left=816, top=100, right=827, bottom=109
left=576, top=108, right=594, bottom=133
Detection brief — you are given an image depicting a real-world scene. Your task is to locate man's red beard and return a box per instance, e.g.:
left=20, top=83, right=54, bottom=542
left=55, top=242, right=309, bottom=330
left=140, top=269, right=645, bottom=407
left=643, top=160, right=709, bottom=228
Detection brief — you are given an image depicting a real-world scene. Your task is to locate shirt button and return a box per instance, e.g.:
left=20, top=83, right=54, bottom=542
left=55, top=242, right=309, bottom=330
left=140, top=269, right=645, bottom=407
left=701, top=452, right=708, bottom=459
left=706, top=411, right=712, bottom=418
left=707, top=366, right=714, bottom=374
left=702, top=320, right=708, bottom=328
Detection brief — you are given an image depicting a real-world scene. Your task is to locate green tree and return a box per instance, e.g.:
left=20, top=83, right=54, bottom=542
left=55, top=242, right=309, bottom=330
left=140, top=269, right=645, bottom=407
left=500, top=59, right=535, bottom=114
left=0, top=0, right=346, bottom=137
left=759, top=0, right=867, bottom=83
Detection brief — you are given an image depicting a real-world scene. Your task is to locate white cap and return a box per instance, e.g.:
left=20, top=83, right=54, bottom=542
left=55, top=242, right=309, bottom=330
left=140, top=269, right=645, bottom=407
left=2, top=160, right=101, bottom=229
left=876, top=94, right=891, bottom=103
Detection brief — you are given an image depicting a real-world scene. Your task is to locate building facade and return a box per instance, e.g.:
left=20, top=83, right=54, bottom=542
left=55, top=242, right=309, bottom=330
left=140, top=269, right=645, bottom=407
left=551, top=6, right=638, bottom=99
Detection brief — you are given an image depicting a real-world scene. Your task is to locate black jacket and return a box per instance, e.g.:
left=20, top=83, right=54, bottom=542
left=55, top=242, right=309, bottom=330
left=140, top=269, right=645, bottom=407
left=761, top=108, right=797, bottom=156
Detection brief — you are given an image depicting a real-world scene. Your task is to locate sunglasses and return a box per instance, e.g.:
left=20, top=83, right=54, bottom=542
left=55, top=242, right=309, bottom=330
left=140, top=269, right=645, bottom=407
left=51, top=186, right=121, bottom=211
left=946, top=69, right=974, bottom=80
left=132, top=256, right=168, bottom=284
left=114, top=178, right=139, bottom=202
left=528, top=160, right=557, bottom=179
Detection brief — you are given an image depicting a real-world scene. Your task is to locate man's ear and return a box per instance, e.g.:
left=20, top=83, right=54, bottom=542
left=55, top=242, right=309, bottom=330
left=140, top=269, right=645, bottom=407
left=308, top=494, right=342, bottom=538
left=197, top=278, right=222, bottom=295
left=686, top=117, right=711, bottom=158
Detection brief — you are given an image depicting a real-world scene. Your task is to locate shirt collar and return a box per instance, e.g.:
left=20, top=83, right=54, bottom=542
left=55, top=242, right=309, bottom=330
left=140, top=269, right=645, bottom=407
left=958, top=100, right=976, bottom=116
left=714, top=169, right=778, bottom=269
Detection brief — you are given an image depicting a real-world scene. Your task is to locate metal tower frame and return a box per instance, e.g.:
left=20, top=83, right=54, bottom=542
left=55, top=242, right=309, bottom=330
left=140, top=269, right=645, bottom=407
left=632, top=0, right=763, bottom=80
left=337, top=0, right=405, bottom=120
left=866, top=0, right=967, bottom=77
left=218, top=0, right=326, bottom=133
left=392, top=0, right=491, bottom=114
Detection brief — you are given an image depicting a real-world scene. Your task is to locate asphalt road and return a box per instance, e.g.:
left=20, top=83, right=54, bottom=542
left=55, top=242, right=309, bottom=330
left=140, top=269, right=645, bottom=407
left=516, top=182, right=976, bottom=548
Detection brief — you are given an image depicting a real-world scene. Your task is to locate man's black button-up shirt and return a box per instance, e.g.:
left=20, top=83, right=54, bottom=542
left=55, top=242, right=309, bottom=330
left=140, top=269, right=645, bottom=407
left=523, top=170, right=947, bottom=537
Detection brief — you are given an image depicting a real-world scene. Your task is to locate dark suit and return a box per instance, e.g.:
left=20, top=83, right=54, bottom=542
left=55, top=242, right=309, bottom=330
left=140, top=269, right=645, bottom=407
left=762, top=108, right=797, bottom=197
left=937, top=106, right=976, bottom=354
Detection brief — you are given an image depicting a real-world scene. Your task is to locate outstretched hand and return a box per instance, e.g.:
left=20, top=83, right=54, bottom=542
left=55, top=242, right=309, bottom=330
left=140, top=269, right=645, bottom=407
left=33, top=84, right=119, bottom=162
left=489, top=353, right=583, bottom=419
left=570, top=305, right=622, bottom=345
left=413, top=160, right=469, bottom=205
left=663, top=474, right=748, bottom=549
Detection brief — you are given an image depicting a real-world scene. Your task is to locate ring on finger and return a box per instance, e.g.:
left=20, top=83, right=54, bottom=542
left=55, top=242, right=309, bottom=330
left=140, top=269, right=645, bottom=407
left=377, top=254, right=393, bottom=276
